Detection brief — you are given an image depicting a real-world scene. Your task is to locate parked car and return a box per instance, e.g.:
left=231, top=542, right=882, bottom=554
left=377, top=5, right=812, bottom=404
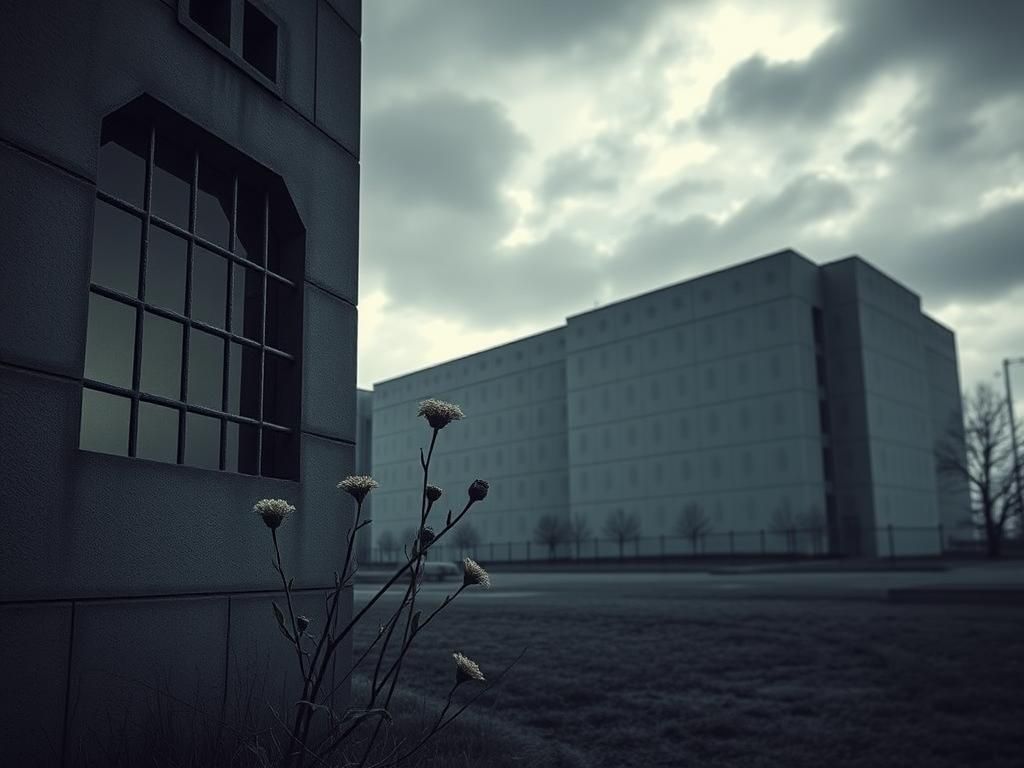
left=421, top=561, right=460, bottom=582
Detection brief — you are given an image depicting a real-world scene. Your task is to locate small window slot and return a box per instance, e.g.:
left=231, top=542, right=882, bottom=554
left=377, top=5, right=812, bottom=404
left=243, top=2, right=279, bottom=82
left=189, top=0, right=231, bottom=46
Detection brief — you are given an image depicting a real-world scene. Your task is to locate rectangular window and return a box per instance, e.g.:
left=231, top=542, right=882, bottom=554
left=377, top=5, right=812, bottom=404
left=243, top=1, right=278, bottom=81
left=183, top=0, right=280, bottom=85
left=80, top=98, right=303, bottom=479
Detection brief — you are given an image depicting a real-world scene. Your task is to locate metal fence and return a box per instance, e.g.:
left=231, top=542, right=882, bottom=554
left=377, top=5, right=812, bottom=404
left=367, top=524, right=961, bottom=565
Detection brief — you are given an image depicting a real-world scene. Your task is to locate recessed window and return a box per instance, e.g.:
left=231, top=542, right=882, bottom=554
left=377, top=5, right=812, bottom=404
left=184, top=0, right=279, bottom=85
left=189, top=0, right=231, bottom=46
left=243, top=2, right=279, bottom=82
left=80, top=96, right=304, bottom=479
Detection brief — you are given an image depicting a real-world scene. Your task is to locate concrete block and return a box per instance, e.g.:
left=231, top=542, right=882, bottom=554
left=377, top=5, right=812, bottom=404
left=65, top=596, right=229, bottom=765
left=302, top=285, right=357, bottom=442
left=316, top=0, right=361, bottom=156
left=0, top=602, right=73, bottom=768
left=0, top=144, right=93, bottom=377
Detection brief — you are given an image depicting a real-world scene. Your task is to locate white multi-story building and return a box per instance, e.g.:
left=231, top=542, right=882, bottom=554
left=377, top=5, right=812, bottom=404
left=370, top=250, right=969, bottom=558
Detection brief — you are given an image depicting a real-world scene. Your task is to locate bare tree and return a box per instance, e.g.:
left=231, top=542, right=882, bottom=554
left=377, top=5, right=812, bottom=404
left=376, top=530, right=398, bottom=562
left=603, top=508, right=641, bottom=559
left=674, top=502, right=711, bottom=555
left=533, top=514, right=570, bottom=560
left=452, top=521, right=481, bottom=558
left=936, top=382, right=1021, bottom=557
left=568, top=514, right=591, bottom=559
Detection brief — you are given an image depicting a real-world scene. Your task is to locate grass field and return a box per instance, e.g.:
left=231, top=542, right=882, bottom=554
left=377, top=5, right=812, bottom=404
left=351, top=586, right=1024, bottom=767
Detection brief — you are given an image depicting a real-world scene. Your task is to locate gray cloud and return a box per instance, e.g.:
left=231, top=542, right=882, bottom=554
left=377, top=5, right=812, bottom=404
left=357, top=0, right=1024, bottom=390
left=724, top=174, right=854, bottom=236
left=359, top=92, right=606, bottom=327
left=540, top=151, right=617, bottom=202
left=654, top=178, right=723, bottom=208
left=896, top=202, right=1024, bottom=304
left=843, top=140, right=887, bottom=167
left=608, top=174, right=855, bottom=295
left=700, top=0, right=1024, bottom=146
left=363, top=200, right=604, bottom=326
left=362, top=92, right=528, bottom=215
left=538, top=136, right=634, bottom=204
left=364, top=0, right=686, bottom=89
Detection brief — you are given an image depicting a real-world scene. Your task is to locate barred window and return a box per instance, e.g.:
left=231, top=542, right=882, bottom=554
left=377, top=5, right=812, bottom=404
left=79, top=96, right=303, bottom=479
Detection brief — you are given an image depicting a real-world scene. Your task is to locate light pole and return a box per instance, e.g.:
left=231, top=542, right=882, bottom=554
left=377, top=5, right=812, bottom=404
left=1003, top=357, right=1024, bottom=531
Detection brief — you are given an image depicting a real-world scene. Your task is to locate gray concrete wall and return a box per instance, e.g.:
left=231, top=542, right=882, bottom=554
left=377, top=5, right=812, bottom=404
left=369, top=249, right=965, bottom=561
left=566, top=250, right=827, bottom=555
left=355, top=387, right=374, bottom=560
left=922, top=317, right=971, bottom=540
left=0, top=1, right=360, bottom=763
left=822, top=258, right=952, bottom=556
left=372, top=329, right=569, bottom=558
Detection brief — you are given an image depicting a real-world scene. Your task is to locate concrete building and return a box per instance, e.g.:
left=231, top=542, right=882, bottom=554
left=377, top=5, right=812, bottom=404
left=371, top=250, right=969, bottom=560
left=0, top=1, right=360, bottom=764
left=355, top=387, right=374, bottom=562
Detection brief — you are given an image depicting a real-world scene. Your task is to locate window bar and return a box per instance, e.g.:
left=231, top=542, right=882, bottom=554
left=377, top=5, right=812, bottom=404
left=221, top=174, right=239, bottom=471
left=256, top=189, right=269, bottom=475
left=178, top=146, right=200, bottom=465
left=94, top=191, right=296, bottom=289
left=84, top=283, right=294, bottom=360
left=126, top=124, right=157, bottom=458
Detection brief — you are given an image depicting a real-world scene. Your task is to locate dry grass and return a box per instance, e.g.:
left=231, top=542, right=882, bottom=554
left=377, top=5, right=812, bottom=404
left=74, top=657, right=584, bottom=768
left=352, top=588, right=1024, bottom=768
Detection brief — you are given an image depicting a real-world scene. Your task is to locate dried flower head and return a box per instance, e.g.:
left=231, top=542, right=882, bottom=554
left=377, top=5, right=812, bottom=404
left=337, top=475, right=379, bottom=503
left=419, top=527, right=437, bottom=548
left=417, top=399, right=465, bottom=430
left=254, top=499, right=295, bottom=530
left=425, top=484, right=443, bottom=503
left=453, top=652, right=485, bottom=684
left=296, top=615, right=311, bottom=634
left=462, top=558, right=491, bottom=588
left=468, top=479, right=489, bottom=502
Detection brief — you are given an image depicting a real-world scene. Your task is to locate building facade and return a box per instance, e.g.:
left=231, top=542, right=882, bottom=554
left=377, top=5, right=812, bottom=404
left=0, top=1, right=360, bottom=764
left=371, top=250, right=969, bottom=561
left=355, top=387, right=374, bottom=561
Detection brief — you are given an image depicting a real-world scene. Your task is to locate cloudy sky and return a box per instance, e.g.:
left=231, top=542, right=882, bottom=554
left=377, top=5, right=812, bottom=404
left=356, top=0, right=1024, bottom=401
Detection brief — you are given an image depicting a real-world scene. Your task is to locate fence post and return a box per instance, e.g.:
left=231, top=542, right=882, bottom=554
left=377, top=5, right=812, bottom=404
left=760, top=529, right=766, bottom=555
left=594, top=537, right=599, bottom=560
left=729, top=530, right=735, bottom=555
left=634, top=537, right=640, bottom=558
left=887, top=524, right=895, bottom=558
left=937, top=523, right=944, bottom=554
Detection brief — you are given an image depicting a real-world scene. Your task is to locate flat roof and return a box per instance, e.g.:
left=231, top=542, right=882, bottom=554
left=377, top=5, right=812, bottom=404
left=564, top=247, right=811, bottom=321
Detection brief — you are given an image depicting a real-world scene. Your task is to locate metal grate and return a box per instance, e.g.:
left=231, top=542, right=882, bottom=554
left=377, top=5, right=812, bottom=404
left=80, top=107, right=301, bottom=479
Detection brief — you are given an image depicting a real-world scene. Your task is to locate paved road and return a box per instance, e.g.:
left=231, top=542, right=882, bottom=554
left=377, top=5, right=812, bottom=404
left=354, top=561, right=1024, bottom=606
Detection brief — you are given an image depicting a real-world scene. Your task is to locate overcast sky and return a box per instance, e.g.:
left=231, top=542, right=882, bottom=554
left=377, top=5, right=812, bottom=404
left=356, top=0, right=1024, bottom=402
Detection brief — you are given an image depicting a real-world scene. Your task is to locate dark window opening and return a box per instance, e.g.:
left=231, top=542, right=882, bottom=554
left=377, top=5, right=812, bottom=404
left=822, top=446, right=835, bottom=482
left=812, top=306, right=825, bottom=344
left=243, top=2, right=279, bottom=82
left=189, top=0, right=232, bottom=45
left=81, top=96, right=304, bottom=479
left=816, top=355, right=828, bottom=388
